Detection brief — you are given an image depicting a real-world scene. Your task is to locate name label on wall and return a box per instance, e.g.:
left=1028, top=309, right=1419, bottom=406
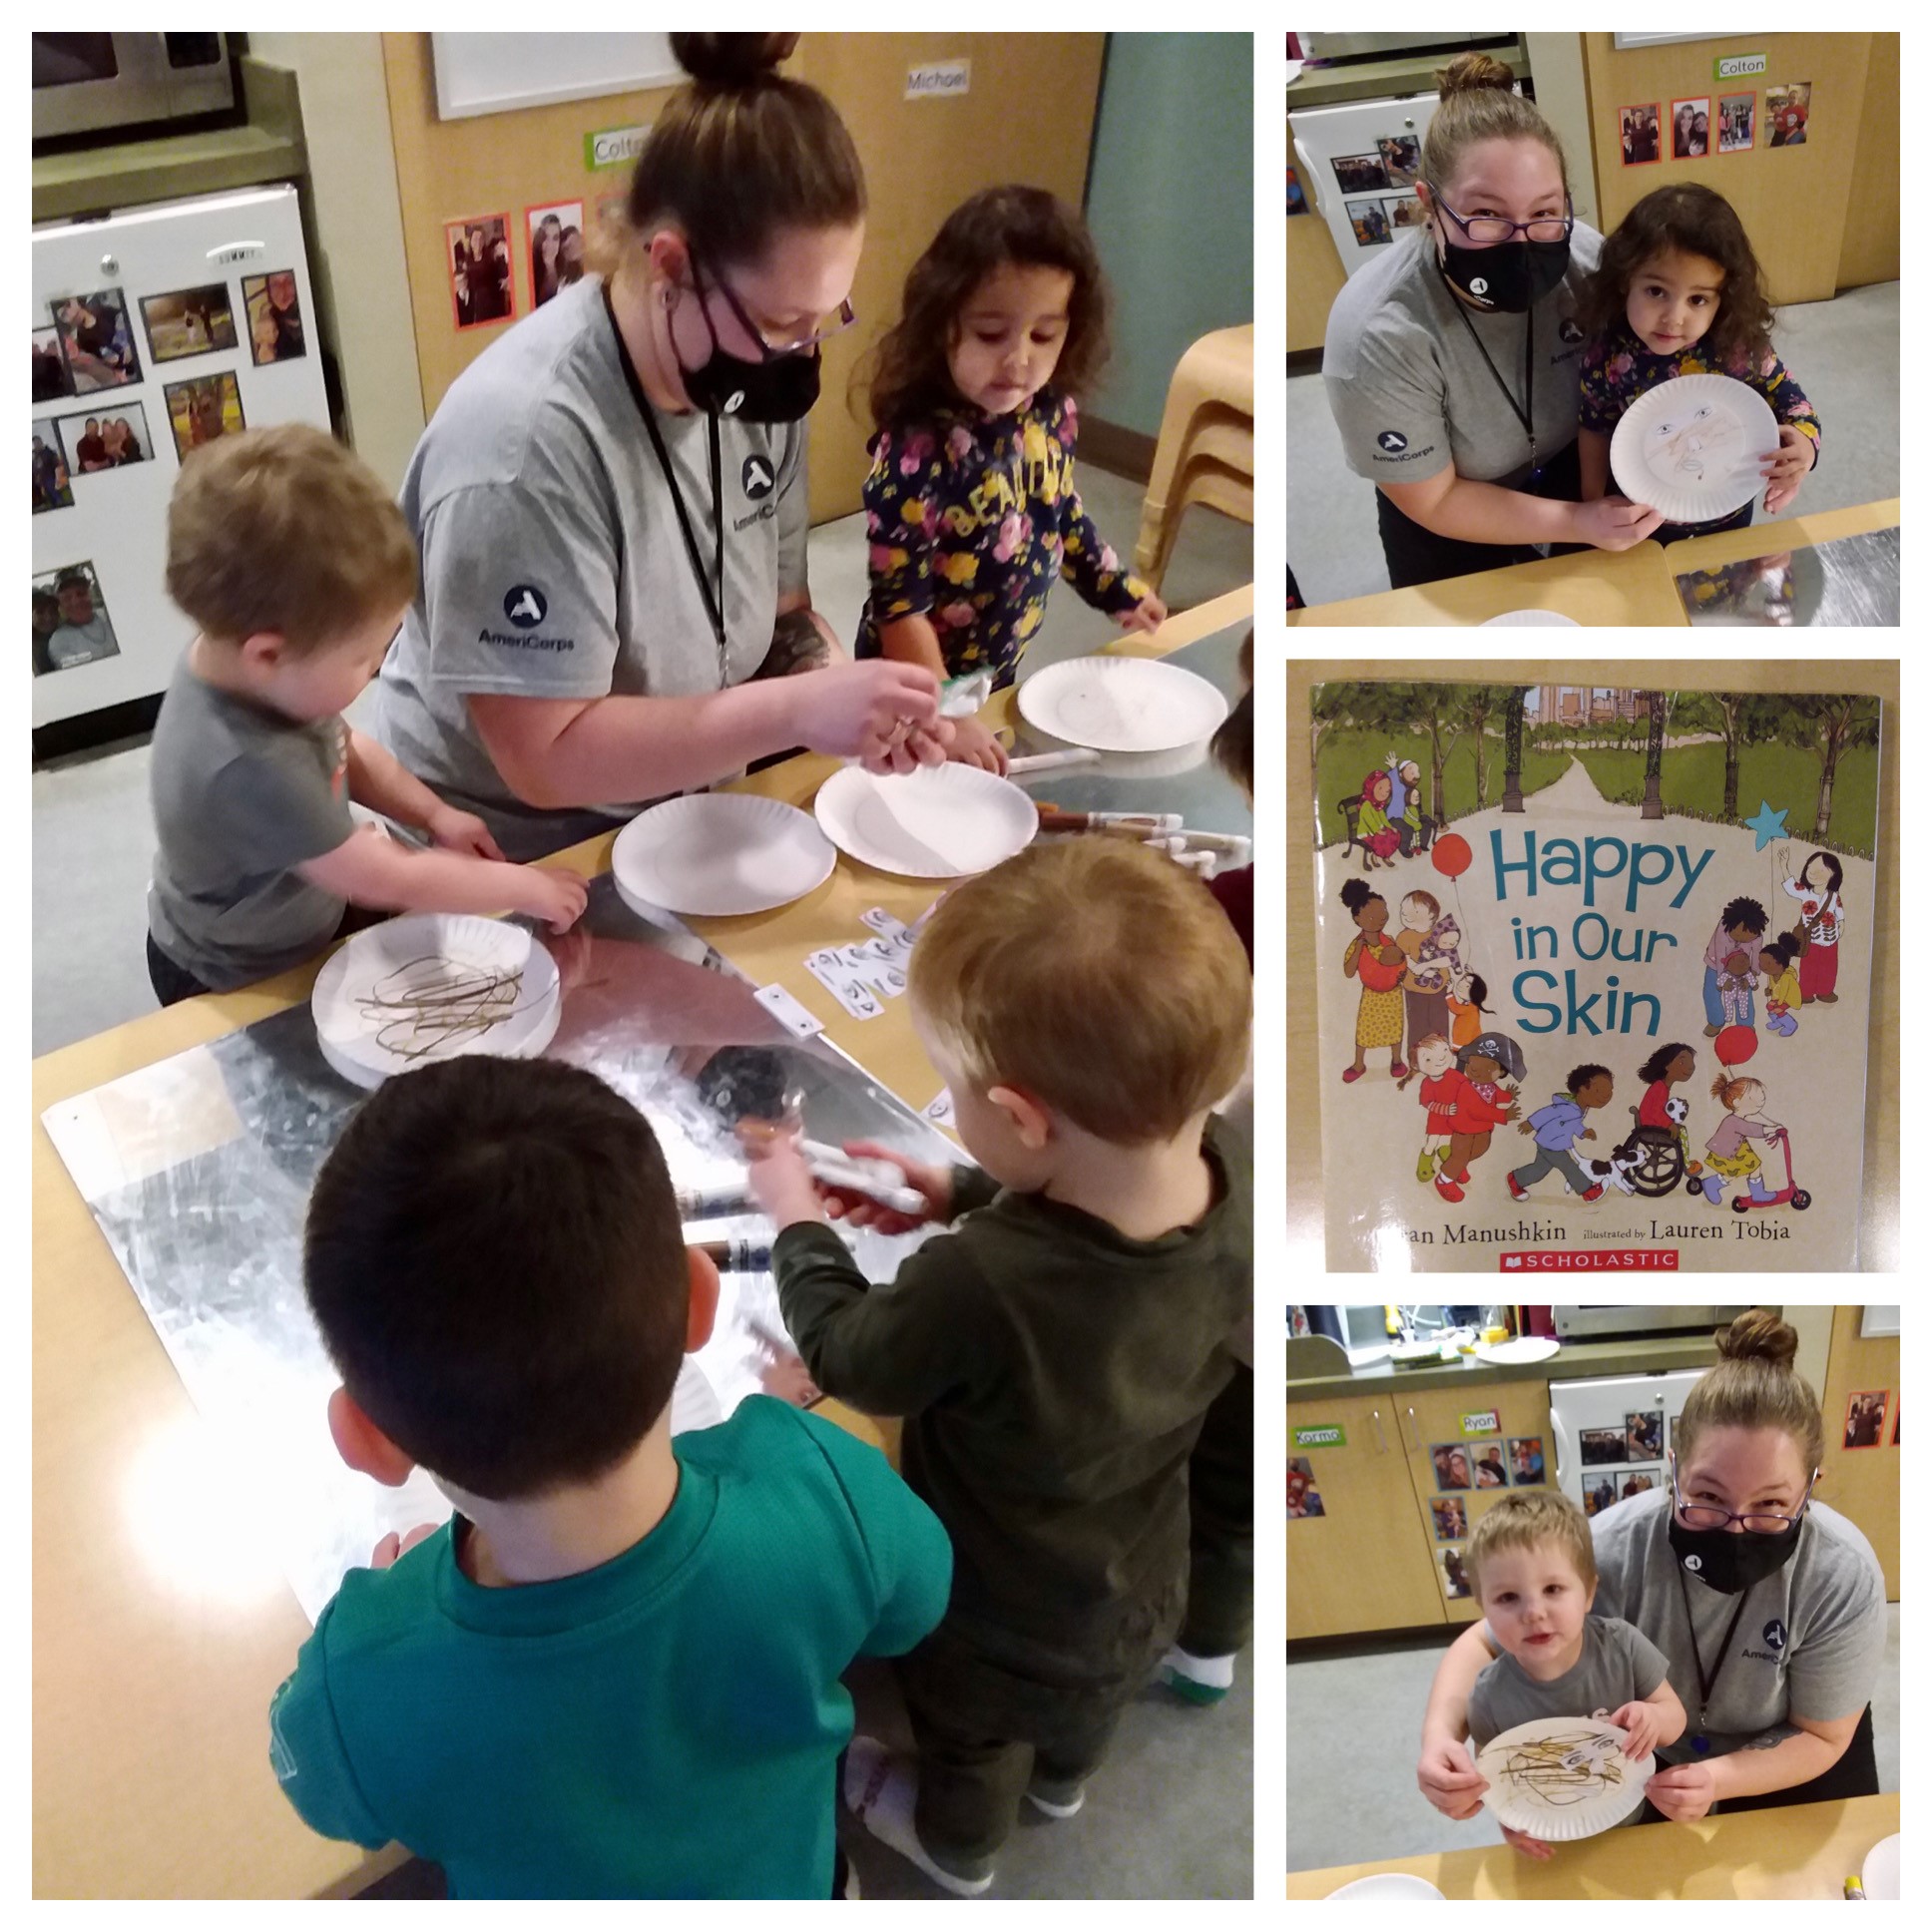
left=1460, top=1410, right=1501, bottom=1437
left=906, top=60, right=971, bottom=100
left=1292, top=1424, right=1346, bottom=1448
left=585, top=123, right=653, bottom=171
left=1714, top=53, right=1767, bottom=81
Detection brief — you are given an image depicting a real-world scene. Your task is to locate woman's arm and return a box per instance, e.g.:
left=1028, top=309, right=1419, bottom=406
left=1380, top=469, right=1664, bottom=552
left=1647, top=1709, right=1861, bottom=1820
left=1417, top=1620, right=1500, bottom=1817
left=1578, top=428, right=1612, bottom=502
left=468, top=659, right=946, bottom=807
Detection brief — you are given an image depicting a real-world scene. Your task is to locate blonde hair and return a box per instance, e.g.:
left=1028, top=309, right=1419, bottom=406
left=1675, top=1309, right=1823, bottom=1475
left=906, top=839, right=1250, bottom=1143
left=1465, top=1488, right=1598, bottom=1603
left=1420, top=52, right=1570, bottom=203
left=166, top=424, right=415, bottom=656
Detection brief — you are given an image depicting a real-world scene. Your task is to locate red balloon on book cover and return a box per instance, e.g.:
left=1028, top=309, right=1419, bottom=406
left=1714, top=1024, right=1757, bottom=1068
left=1433, top=833, right=1472, bottom=878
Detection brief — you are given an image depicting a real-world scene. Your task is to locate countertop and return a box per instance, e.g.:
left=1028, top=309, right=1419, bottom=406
left=1287, top=1333, right=1720, bottom=1401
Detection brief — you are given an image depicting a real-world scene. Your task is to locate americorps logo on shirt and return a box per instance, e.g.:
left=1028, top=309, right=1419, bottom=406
left=1761, top=1619, right=1788, bottom=1653
left=741, top=454, right=774, bottom=500
left=1559, top=317, right=1585, bottom=344
left=503, top=585, right=548, bottom=628
left=1377, top=430, right=1409, bottom=453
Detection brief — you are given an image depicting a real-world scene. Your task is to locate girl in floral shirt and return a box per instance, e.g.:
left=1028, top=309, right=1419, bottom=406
left=1575, top=184, right=1819, bottom=543
left=856, top=186, right=1165, bottom=771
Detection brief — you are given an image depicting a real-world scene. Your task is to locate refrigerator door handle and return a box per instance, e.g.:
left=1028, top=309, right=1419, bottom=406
left=1552, top=1406, right=1573, bottom=1489
left=1370, top=1406, right=1390, bottom=1455
left=1291, top=134, right=1328, bottom=225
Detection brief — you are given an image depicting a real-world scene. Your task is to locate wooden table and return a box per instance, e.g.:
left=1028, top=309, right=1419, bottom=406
left=1286, top=497, right=1899, bottom=627
left=32, top=587, right=1249, bottom=1899
left=1286, top=1792, right=1898, bottom=1898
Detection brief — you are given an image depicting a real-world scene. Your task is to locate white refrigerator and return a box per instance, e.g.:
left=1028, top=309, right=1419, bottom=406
left=1289, top=92, right=1442, bottom=275
left=1551, top=1369, right=1708, bottom=1525
left=32, top=183, right=330, bottom=729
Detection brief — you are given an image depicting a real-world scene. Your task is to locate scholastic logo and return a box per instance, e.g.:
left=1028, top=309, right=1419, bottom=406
left=1499, top=1249, right=1681, bottom=1270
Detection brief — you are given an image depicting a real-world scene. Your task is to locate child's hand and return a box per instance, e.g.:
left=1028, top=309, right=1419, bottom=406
left=1761, top=425, right=1817, bottom=515
left=1605, top=1700, right=1661, bottom=1761
left=736, top=1121, right=827, bottom=1228
left=1501, top=1824, right=1555, bottom=1861
left=515, top=864, right=588, bottom=932
left=1581, top=1127, right=1597, bottom=1141
left=1518, top=1121, right=1535, bottom=1136
left=370, top=1523, right=440, bottom=1569
left=816, top=1139, right=954, bottom=1232
left=945, top=716, right=1010, bottom=775
left=1118, top=592, right=1168, bottom=635
left=1500, top=1103, right=1521, bottom=1123
left=1416, top=1737, right=1489, bottom=1820
left=426, top=803, right=506, bottom=861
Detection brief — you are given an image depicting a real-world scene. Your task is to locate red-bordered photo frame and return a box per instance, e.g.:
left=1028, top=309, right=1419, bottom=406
left=1671, top=95, right=1712, bottom=162
left=1716, top=91, right=1757, bottom=156
left=1619, top=100, right=1664, bottom=168
left=1842, top=1388, right=1890, bottom=1451
left=444, top=213, right=517, bottom=334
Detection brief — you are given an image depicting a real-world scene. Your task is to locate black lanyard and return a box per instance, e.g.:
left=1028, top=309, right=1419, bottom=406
left=1447, top=282, right=1540, bottom=489
left=603, top=284, right=728, bottom=680
left=1676, top=1566, right=1751, bottom=1754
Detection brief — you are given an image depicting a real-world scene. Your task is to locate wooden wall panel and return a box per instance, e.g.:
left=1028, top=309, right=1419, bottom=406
left=1818, top=1306, right=1899, bottom=1600
left=1837, top=32, right=1900, bottom=290
left=1582, top=33, right=1876, bottom=304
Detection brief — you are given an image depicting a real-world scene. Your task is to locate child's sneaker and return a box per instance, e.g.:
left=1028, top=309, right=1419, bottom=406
left=1160, top=1644, right=1235, bottom=1705
left=1435, top=1174, right=1464, bottom=1204
left=1506, top=1173, right=1527, bottom=1202
left=1415, top=1148, right=1435, bottom=1183
left=1025, top=1771, right=1086, bottom=1818
left=1582, top=1185, right=1605, bottom=1203
left=843, top=1735, right=995, bottom=1898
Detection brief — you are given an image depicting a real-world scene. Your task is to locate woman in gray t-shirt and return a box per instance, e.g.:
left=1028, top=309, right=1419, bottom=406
left=1319, top=54, right=1664, bottom=591
left=1418, top=1311, right=1886, bottom=1829
left=372, top=35, right=946, bottom=858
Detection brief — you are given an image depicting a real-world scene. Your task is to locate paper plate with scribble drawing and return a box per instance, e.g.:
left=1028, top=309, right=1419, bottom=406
left=311, top=913, right=560, bottom=1089
left=1475, top=1716, right=1654, bottom=1838
left=1609, top=373, right=1780, bottom=525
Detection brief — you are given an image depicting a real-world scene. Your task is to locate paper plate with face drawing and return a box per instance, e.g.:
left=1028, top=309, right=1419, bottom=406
left=1475, top=1716, right=1655, bottom=1839
left=1610, top=373, right=1780, bottom=525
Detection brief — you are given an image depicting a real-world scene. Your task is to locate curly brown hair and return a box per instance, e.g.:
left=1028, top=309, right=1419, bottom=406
left=861, top=185, right=1110, bottom=432
left=1578, top=184, right=1776, bottom=367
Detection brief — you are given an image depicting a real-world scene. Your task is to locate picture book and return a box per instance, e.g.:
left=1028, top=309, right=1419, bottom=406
left=1311, top=681, right=1881, bottom=1271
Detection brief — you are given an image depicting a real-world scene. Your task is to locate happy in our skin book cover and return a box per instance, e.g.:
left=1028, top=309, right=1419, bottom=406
left=1311, top=682, right=1879, bottom=1272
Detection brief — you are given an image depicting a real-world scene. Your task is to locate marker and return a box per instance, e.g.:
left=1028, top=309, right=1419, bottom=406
left=697, top=1237, right=773, bottom=1273
left=1179, top=830, right=1252, bottom=861
left=1006, top=747, right=1102, bottom=774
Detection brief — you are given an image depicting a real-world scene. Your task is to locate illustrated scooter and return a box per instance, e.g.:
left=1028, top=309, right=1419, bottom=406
left=1729, top=1126, right=1810, bottom=1213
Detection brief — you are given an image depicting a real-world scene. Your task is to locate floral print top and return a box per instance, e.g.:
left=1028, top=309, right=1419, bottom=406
left=856, top=388, right=1151, bottom=683
left=1579, top=320, right=1820, bottom=524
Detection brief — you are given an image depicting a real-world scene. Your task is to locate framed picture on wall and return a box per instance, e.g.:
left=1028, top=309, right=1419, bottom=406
left=445, top=214, right=516, bottom=331
left=1671, top=96, right=1711, bottom=161
left=1620, top=102, right=1662, bottom=167
left=1766, top=83, right=1811, bottom=147
left=1717, top=92, right=1756, bottom=154
left=523, top=200, right=588, bottom=309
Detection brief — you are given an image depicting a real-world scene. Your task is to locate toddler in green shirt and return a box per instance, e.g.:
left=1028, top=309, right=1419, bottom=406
left=270, top=1056, right=951, bottom=1898
left=744, top=837, right=1253, bottom=1895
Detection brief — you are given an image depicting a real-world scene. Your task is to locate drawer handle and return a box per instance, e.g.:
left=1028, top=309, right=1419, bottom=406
left=1370, top=1407, right=1389, bottom=1454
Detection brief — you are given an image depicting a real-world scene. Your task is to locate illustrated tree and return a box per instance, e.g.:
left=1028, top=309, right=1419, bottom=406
left=1673, top=689, right=1776, bottom=824
left=1459, top=683, right=1522, bottom=811
left=1501, top=685, right=1528, bottom=813
left=1380, top=683, right=1473, bottom=824
left=1310, top=682, right=1410, bottom=847
left=1771, top=694, right=1881, bottom=841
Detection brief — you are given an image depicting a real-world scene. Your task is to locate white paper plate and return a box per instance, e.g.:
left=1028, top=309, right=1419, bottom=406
left=1476, top=1716, right=1654, bottom=1839
left=612, top=792, right=835, bottom=918
left=1325, top=1874, right=1445, bottom=1899
left=669, top=1358, right=724, bottom=1437
left=1610, top=373, right=1780, bottom=525
left=1017, top=655, right=1228, bottom=753
left=813, top=762, right=1038, bottom=878
left=1474, top=1336, right=1561, bottom=1365
left=1860, top=1833, right=1900, bottom=1900
left=311, top=914, right=560, bottom=1090
left=1480, top=610, right=1581, bottom=627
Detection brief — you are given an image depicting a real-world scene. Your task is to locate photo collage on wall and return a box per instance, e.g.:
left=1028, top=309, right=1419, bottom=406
left=1428, top=1416, right=1547, bottom=1601
left=1286, top=1456, right=1325, bottom=1519
left=1842, top=1388, right=1891, bottom=1450
left=1332, top=134, right=1424, bottom=247
left=32, top=265, right=283, bottom=673
left=1621, top=80, right=1808, bottom=165
left=1581, top=1409, right=1667, bottom=1518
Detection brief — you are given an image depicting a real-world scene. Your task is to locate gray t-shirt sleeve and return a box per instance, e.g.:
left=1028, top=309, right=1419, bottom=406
left=1324, top=313, right=1452, bottom=486
left=774, top=423, right=809, bottom=600
left=1785, top=1536, right=1886, bottom=1723
left=415, top=479, right=621, bottom=702
left=206, top=734, right=353, bottom=873
left=1605, top=1616, right=1671, bottom=1701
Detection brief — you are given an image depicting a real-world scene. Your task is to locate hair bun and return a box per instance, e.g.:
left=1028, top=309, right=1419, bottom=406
left=671, top=32, right=797, bottom=91
left=1716, top=1307, right=1798, bottom=1371
left=1437, top=51, right=1517, bottom=100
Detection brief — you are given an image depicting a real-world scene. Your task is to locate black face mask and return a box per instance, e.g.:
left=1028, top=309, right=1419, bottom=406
left=1668, top=1511, right=1804, bottom=1596
left=1437, top=231, right=1572, bottom=314
left=673, top=253, right=821, bottom=423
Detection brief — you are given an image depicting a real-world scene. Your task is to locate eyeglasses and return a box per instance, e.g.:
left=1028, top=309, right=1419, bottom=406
left=1670, top=1454, right=1818, bottom=1534
left=689, top=245, right=856, bottom=357
left=1426, top=187, right=1574, bottom=246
